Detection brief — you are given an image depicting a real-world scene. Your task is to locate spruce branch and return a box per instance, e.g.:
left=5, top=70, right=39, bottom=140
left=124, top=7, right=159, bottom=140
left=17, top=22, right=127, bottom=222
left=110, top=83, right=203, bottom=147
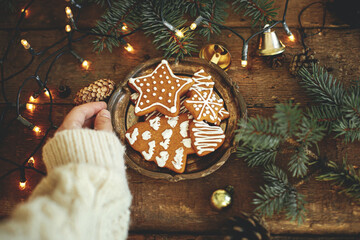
left=274, top=101, right=302, bottom=138
left=237, top=145, right=277, bottom=167
left=307, top=105, right=341, bottom=130
left=288, top=145, right=309, bottom=178
left=333, top=118, right=360, bottom=143
left=232, top=0, right=278, bottom=27
left=317, top=159, right=360, bottom=201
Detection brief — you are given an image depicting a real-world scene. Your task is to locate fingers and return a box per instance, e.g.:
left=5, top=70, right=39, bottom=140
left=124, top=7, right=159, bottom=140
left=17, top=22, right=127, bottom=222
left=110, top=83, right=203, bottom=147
left=94, top=109, right=113, bottom=132
left=57, top=102, right=107, bottom=132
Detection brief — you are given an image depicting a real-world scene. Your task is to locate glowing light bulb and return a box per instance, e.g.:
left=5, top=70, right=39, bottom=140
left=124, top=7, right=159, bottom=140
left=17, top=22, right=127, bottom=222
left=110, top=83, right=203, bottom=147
left=124, top=43, right=134, bottom=52
left=122, top=23, right=128, bottom=31
left=26, top=103, right=35, bottom=112
left=241, top=60, right=248, bottom=67
left=21, top=39, right=30, bottom=50
left=65, top=7, right=73, bottom=19
left=33, top=126, right=41, bottom=133
left=21, top=8, right=29, bottom=17
left=28, top=157, right=35, bottom=167
left=288, top=34, right=295, bottom=42
left=190, top=23, right=197, bottom=30
left=81, top=60, right=90, bottom=70
left=175, top=29, right=184, bottom=38
left=44, top=89, right=50, bottom=97
left=65, top=25, right=72, bottom=32
left=19, top=181, right=26, bottom=190
left=29, top=95, right=36, bottom=102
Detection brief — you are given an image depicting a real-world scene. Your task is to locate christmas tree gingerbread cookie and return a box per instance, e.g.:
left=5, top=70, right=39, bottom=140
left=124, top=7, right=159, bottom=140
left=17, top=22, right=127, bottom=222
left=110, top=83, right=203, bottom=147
left=128, top=60, right=193, bottom=117
left=125, top=113, right=195, bottom=173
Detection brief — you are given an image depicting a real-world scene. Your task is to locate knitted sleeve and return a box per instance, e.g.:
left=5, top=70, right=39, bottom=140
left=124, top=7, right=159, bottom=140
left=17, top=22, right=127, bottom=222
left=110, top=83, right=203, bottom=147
left=0, top=129, right=132, bottom=240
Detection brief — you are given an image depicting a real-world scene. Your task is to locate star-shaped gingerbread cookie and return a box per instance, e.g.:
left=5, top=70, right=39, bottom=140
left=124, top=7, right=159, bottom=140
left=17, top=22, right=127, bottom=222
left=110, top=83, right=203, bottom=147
left=128, top=60, right=193, bottom=117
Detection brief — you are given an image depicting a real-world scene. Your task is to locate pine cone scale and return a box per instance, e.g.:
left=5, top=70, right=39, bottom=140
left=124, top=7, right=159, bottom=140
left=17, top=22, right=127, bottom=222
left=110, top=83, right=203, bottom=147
left=74, top=79, right=116, bottom=105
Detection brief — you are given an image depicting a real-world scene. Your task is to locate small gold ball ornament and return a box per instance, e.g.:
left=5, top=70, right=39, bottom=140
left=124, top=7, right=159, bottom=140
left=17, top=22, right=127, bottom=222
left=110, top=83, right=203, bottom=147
left=211, top=185, right=234, bottom=210
left=199, top=44, right=231, bottom=71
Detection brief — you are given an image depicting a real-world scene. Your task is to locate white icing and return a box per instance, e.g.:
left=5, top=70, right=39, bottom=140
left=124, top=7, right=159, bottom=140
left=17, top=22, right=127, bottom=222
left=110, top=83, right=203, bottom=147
left=142, top=131, right=151, bottom=140
left=172, top=147, right=184, bottom=170
left=181, top=138, right=192, bottom=148
left=160, top=129, right=173, bottom=149
left=142, top=140, right=156, bottom=160
left=192, top=121, right=225, bottom=155
left=190, top=69, right=215, bottom=91
left=149, top=117, right=161, bottom=130
left=155, top=151, right=169, bottom=167
left=179, top=120, right=189, bottom=137
left=170, top=106, right=176, bottom=113
left=135, top=106, right=141, bottom=113
left=167, top=116, right=179, bottom=128
left=125, top=128, right=139, bottom=145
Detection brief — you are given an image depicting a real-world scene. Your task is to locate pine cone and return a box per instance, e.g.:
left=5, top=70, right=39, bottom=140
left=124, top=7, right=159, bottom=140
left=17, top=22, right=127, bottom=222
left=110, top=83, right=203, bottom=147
left=224, top=213, right=271, bottom=240
left=74, top=79, right=115, bottom=105
left=264, top=53, right=285, bottom=69
left=289, top=48, right=319, bottom=75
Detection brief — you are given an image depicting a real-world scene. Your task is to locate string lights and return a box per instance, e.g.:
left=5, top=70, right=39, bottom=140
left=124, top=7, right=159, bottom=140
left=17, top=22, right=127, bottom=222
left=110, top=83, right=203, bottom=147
left=0, top=0, right=138, bottom=191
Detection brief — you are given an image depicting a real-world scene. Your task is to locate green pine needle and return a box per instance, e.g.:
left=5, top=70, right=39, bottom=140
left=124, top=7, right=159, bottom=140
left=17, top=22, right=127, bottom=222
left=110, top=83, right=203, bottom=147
left=274, top=101, right=302, bottom=138
left=237, top=145, right=277, bottom=167
left=288, top=145, right=309, bottom=177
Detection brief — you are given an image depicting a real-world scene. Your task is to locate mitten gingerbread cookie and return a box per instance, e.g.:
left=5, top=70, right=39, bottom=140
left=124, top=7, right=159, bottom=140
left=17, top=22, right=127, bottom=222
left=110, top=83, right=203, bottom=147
left=128, top=60, right=193, bottom=117
left=125, top=113, right=195, bottom=173
left=189, top=120, right=225, bottom=156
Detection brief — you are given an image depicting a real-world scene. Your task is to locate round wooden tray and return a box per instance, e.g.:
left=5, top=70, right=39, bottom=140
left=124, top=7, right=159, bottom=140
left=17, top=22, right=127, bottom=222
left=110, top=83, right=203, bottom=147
left=108, top=57, right=247, bottom=182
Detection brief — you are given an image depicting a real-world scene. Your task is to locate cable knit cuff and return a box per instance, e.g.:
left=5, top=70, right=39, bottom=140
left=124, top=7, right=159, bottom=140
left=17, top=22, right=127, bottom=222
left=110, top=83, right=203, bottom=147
left=42, top=129, right=125, bottom=172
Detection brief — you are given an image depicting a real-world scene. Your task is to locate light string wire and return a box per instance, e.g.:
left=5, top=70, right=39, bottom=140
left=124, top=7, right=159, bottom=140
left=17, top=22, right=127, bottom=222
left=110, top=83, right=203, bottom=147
left=0, top=0, right=138, bottom=189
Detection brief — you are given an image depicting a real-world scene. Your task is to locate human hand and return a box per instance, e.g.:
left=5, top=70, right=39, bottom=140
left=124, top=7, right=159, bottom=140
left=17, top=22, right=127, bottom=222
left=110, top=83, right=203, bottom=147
left=57, top=102, right=113, bottom=133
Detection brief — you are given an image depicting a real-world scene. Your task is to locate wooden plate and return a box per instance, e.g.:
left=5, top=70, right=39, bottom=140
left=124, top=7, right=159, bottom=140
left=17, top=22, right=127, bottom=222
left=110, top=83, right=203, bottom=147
left=108, top=57, right=247, bottom=182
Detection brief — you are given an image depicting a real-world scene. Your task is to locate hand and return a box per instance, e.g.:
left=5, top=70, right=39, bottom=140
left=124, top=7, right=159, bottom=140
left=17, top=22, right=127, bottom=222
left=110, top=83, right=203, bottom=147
left=57, top=102, right=113, bottom=133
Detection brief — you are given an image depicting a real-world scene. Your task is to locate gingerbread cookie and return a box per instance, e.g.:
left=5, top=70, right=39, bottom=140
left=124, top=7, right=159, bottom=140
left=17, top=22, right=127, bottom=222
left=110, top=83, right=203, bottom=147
left=189, top=120, right=225, bottom=156
left=190, top=69, right=215, bottom=91
left=214, top=107, right=230, bottom=125
left=125, top=113, right=195, bottom=173
left=128, top=60, right=193, bottom=117
left=144, top=96, right=189, bottom=121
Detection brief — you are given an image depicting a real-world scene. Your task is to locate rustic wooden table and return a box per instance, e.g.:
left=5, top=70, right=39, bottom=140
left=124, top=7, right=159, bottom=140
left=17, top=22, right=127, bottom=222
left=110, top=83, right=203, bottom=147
left=1, top=0, right=360, bottom=239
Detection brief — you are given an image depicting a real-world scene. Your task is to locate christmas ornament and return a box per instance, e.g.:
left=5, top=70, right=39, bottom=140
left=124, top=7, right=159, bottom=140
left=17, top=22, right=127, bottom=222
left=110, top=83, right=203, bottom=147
left=258, top=24, right=285, bottom=56
left=210, top=185, right=234, bottom=210
left=264, top=53, right=285, bottom=69
left=57, top=85, right=71, bottom=98
left=199, top=44, right=231, bottom=71
left=74, top=79, right=115, bottom=105
left=224, top=213, right=271, bottom=240
left=289, top=48, right=318, bottom=75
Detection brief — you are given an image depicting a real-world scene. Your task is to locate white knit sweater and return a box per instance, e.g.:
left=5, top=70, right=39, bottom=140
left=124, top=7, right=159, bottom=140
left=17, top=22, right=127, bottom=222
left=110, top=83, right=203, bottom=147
left=0, top=129, right=132, bottom=240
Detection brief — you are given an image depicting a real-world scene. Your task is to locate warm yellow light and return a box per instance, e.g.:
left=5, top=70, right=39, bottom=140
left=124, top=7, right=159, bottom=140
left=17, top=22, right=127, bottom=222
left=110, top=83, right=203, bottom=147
left=175, top=29, right=184, bottom=38
left=65, top=7, right=73, bottom=18
left=65, top=25, right=72, bottom=32
left=122, top=23, right=128, bottom=31
left=21, top=39, right=30, bottom=50
left=33, top=126, right=41, bottom=133
left=26, top=103, right=35, bottom=112
left=81, top=60, right=90, bottom=70
left=288, top=34, right=295, bottom=42
left=124, top=43, right=134, bottom=52
left=28, top=157, right=35, bottom=167
left=29, top=95, right=36, bottom=102
left=190, top=23, right=197, bottom=30
left=44, top=89, right=50, bottom=97
left=241, top=60, right=248, bottom=67
left=21, top=8, right=29, bottom=17
left=19, top=181, right=26, bottom=190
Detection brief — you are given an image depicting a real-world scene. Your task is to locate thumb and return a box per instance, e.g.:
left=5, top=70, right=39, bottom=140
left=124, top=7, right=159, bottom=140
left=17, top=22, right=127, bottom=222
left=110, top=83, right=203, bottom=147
left=94, top=109, right=113, bottom=132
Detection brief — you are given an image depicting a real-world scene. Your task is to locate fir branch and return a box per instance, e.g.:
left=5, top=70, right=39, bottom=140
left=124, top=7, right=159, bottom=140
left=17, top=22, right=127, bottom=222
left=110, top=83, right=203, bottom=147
left=317, top=159, right=360, bottom=201
left=288, top=145, right=309, bottom=178
left=342, top=86, right=360, bottom=122
left=253, top=165, right=306, bottom=223
left=232, top=0, right=278, bottom=27
left=274, top=101, right=302, bottom=138
left=298, top=64, right=345, bottom=107
left=307, top=105, right=341, bottom=130
left=295, top=116, right=325, bottom=147
left=236, top=116, right=282, bottom=150
left=141, top=0, right=197, bottom=61
left=333, top=118, right=360, bottom=143
left=237, top=145, right=277, bottom=167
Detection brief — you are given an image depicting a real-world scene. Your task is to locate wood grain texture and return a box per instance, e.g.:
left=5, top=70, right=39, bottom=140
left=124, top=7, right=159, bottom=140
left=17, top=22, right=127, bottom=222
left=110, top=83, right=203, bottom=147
left=1, top=0, right=360, bottom=237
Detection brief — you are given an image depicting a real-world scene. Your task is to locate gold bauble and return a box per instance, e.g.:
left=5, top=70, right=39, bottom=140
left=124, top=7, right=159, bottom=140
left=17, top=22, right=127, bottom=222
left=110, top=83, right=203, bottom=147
left=199, top=44, right=231, bottom=71
left=211, top=185, right=234, bottom=210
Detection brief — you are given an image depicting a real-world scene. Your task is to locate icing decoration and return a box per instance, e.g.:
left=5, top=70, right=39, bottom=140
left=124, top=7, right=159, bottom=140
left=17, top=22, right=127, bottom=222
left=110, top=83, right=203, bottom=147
left=142, top=140, right=156, bottom=160
left=166, top=116, right=179, bottom=128
left=142, top=131, right=151, bottom=140
left=179, top=120, right=189, bottom=138
left=144, top=96, right=189, bottom=121
left=190, top=120, right=225, bottom=156
left=181, top=138, right=192, bottom=148
left=159, top=129, right=173, bottom=150
left=125, top=127, right=139, bottom=145
left=149, top=116, right=161, bottom=130
left=128, top=60, right=193, bottom=117
left=155, top=151, right=169, bottom=167
left=172, top=147, right=184, bottom=170
left=190, top=69, right=215, bottom=91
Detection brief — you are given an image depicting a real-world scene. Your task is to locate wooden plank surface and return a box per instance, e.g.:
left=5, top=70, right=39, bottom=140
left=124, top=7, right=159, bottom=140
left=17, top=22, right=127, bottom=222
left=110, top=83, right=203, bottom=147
left=1, top=0, right=360, bottom=237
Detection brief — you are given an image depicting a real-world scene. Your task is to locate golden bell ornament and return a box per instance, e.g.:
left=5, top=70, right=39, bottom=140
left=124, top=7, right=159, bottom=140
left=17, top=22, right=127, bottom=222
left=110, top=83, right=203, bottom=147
left=211, top=185, right=234, bottom=210
left=199, top=44, right=231, bottom=71
left=258, top=24, right=285, bottom=56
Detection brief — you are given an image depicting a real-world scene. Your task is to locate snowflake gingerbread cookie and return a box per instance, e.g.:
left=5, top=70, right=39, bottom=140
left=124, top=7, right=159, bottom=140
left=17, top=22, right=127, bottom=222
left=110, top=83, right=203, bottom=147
left=125, top=113, right=195, bottom=173
left=128, top=60, right=193, bottom=117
